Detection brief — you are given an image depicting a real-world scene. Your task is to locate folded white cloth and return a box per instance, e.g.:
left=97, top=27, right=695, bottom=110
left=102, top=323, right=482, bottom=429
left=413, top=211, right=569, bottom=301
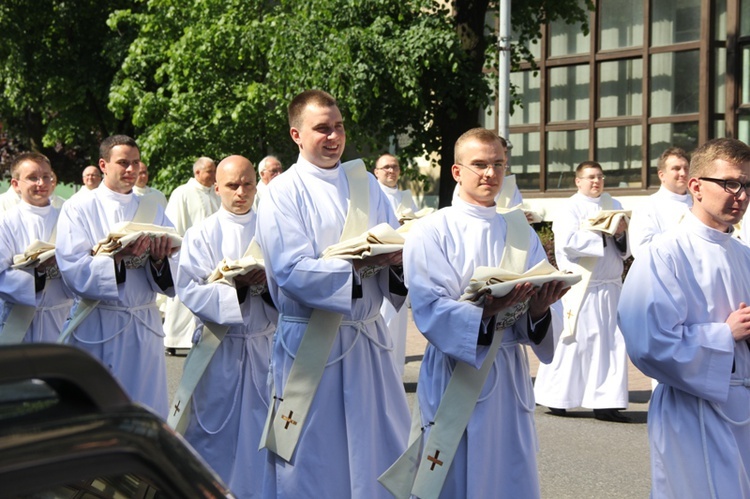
left=397, top=207, right=436, bottom=224
left=460, top=260, right=582, bottom=303
left=321, top=223, right=404, bottom=260
left=583, top=210, right=631, bottom=235
left=92, top=222, right=182, bottom=256
left=12, top=240, right=56, bottom=269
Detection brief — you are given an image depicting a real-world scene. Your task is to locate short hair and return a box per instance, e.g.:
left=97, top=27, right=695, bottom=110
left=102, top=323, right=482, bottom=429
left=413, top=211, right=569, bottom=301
left=375, top=154, right=399, bottom=170
left=193, top=156, right=215, bottom=174
left=498, top=136, right=508, bottom=149
left=258, top=155, right=280, bottom=173
left=690, top=138, right=750, bottom=179
left=10, top=152, right=51, bottom=179
left=99, top=135, right=138, bottom=161
left=657, top=147, right=689, bottom=172
left=576, top=161, right=603, bottom=175
left=454, top=128, right=503, bottom=164
left=288, top=90, right=338, bottom=129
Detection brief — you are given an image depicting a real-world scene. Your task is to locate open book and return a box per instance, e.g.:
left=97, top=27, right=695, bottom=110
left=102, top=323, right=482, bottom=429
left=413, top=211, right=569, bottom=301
left=92, top=222, right=182, bottom=256
left=460, top=260, right=582, bottom=303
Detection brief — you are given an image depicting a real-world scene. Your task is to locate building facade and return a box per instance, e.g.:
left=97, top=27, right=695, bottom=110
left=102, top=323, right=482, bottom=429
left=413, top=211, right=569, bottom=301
left=480, top=0, right=749, bottom=208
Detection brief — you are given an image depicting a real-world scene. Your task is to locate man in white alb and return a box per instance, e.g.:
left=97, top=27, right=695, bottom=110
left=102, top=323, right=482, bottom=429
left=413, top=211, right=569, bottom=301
left=372, top=153, right=417, bottom=376
left=629, top=147, right=692, bottom=258
left=56, top=135, right=176, bottom=417
left=618, top=138, right=750, bottom=497
left=163, top=157, right=220, bottom=352
left=398, top=128, right=567, bottom=498
left=534, top=161, right=631, bottom=422
left=133, top=162, right=168, bottom=208
left=176, top=155, right=276, bottom=498
left=0, top=152, right=74, bottom=343
left=256, top=90, right=410, bottom=499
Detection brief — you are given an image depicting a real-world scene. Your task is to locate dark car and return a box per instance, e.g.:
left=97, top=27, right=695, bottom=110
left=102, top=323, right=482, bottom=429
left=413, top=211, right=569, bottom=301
left=0, top=343, right=233, bottom=498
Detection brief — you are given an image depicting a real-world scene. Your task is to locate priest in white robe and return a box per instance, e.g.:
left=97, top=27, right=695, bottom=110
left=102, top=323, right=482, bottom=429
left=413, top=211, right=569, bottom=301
left=534, top=161, right=631, bottom=422
left=629, top=147, right=692, bottom=258
left=0, top=153, right=74, bottom=343
left=402, top=128, right=567, bottom=498
left=163, top=156, right=220, bottom=350
left=56, top=135, right=176, bottom=417
left=373, top=153, right=417, bottom=377
left=134, top=162, right=168, bottom=208
left=618, top=138, right=750, bottom=498
left=0, top=185, right=21, bottom=220
left=177, top=155, right=277, bottom=498
left=256, top=90, right=410, bottom=499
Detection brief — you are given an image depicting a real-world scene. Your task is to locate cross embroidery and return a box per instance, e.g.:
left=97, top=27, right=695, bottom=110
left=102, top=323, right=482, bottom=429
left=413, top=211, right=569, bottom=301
left=566, top=309, right=575, bottom=319
left=427, top=450, right=443, bottom=471
left=281, top=410, right=298, bottom=429
left=173, top=400, right=181, bottom=417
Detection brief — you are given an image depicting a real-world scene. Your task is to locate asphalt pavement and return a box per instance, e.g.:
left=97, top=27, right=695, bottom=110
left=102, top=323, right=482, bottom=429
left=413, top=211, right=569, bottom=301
left=165, top=309, right=653, bottom=498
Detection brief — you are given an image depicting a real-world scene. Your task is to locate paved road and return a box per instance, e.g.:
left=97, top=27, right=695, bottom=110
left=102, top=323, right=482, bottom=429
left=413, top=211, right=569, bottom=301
left=166, top=309, right=652, bottom=498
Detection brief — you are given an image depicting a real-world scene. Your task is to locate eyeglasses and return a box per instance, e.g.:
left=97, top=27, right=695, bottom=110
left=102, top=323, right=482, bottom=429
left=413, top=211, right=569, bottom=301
left=458, top=163, right=504, bottom=176
left=699, top=177, right=750, bottom=196
left=265, top=169, right=283, bottom=175
left=19, top=175, right=54, bottom=185
left=376, top=164, right=400, bottom=171
left=577, top=175, right=606, bottom=181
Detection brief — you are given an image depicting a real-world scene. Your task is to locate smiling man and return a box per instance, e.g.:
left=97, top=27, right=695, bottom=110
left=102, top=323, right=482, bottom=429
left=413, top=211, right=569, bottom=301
left=56, top=135, right=176, bottom=417
left=256, top=90, right=410, bottom=499
left=0, top=153, right=74, bottom=343
left=534, top=160, right=631, bottom=423
left=629, top=147, right=692, bottom=257
left=618, top=138, right=750, bottom=497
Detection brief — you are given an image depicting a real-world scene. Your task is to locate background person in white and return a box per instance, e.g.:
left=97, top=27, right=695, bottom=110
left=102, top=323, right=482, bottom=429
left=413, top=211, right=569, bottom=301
left=177, top=155, right=277, bottom=498
left=618, top=138, right=750, bottom=498
left=163, top=157, right=220, bottom=352
left=533, top=161, right=631, bottom=423
left=403, top=128, right=567, bottom=498
left=253, top=155, right=282, bottom=211
left=256, top=90, right=409, bottom=499
left=133, top=162, right=168, bottom=208
left=0, top=152, right=74, bottom=342
left=373, top=153, right=416, bottom=376
left=56, top=135, right=176, bottom=417
left=629, top=147, right=692, bottom=258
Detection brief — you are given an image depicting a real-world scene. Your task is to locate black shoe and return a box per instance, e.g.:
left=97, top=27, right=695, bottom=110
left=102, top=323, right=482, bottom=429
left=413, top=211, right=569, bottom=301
left=593, top=408, right=631, bottom=423
left=165, top=348, right=176, bottom=356
left=548, top=407, right=567, bottom=417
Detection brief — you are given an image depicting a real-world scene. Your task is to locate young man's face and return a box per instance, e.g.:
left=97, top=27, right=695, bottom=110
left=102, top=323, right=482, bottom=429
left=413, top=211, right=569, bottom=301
left=100, top=145, right=141, bottom=194
left=689, top=158, right=750, bottom=232
left=215, top=158, right=257, bottom=215
left=575, top=166, right=605, bottom=198
left=452, top=139, right=504, bottom=207
left=11, top=160, right=52, bottom=207
left=291, top=103, right=345, bottom=169
left=658, top=155, right=689, bottom=195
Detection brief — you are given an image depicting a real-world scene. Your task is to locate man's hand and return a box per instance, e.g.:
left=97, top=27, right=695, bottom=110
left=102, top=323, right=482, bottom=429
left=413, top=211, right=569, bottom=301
left=614, top=218, right=628, bottom=236
left=36, top=255, right=57, bottom=273
left=353, top=250, right=402, bottom=271
left=482, top=282, right=537, bottom=319
left=114, top=234, right=151, bottom=266
left=726, top=302, right=750, bottom=341
left=149, top=234, right=175, bottom=262
left=528, top=280, right=570, bottom=321
left=234, top=268, right=267, bottom=286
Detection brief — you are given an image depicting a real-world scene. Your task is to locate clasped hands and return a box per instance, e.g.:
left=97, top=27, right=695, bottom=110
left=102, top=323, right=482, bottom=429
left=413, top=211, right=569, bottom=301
left=353, top=250, right=402, bottom=271
left=482, top=280, right=570, bottom=322
left=115, top=234, right=176, bottom=269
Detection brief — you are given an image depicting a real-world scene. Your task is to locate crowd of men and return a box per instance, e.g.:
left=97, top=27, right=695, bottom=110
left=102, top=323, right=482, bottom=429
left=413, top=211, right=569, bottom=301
left=1, top=88, right=749, bottom=498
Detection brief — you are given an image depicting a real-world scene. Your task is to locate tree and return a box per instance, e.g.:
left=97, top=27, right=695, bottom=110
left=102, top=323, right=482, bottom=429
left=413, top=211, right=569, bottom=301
left=0, top=0, right=139, bottom=182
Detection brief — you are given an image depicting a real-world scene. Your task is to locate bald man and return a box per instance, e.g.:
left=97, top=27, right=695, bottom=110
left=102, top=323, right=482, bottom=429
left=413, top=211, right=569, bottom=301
left=164, top=157, right=221, bottom=351
left=175, top=155, right=277, bottom=497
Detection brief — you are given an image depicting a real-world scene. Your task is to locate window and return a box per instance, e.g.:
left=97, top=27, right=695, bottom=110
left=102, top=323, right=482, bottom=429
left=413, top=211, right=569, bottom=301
left=546, top=129, right=589, bottom=190
left=650, top=50, right=700, bottom=116
left=509, top=132, right=540, bottom=190
left=649, top=122, right=698, bottom=186
left=510, top=70, right=541, bottom=125
left=597, top=126, right=643, bottom=188
left=651, top=0, right=701, bottom=46
left=599, top=59, right=643, bottom=118
left=549, top=65, right=590, bottom=122
left=548, top=12, right=589, bottom=57
left=599, top=0, right=644, bottom=50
